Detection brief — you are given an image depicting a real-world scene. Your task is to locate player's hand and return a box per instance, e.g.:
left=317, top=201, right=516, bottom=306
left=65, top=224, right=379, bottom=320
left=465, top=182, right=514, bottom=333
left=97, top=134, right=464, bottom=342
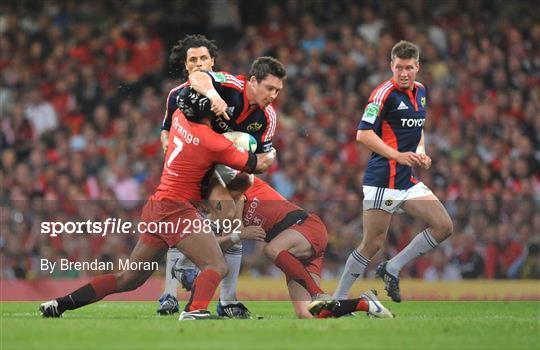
left=395, top=152, right=422, bottom=167
left=239, top=225, right=266, bottom=241
left=160, top=130, right=169, bottom=154
left=208, top=93, right=230, bottom=120
left=255, top=148, right=277, bottom=173
left=418, top=153, right=432, bottom=169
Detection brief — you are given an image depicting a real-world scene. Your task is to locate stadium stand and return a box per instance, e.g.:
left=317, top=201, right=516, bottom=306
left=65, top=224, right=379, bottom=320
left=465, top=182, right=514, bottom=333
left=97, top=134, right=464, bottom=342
left=1, top=0, right=539, bottom=281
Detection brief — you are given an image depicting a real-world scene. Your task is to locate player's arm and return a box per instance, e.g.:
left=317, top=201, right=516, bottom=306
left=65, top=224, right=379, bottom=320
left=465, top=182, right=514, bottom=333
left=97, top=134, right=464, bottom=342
left=356, top=130, right=421, bottom=167
left=188, top=71, right=229, bottom=120
left=357, top=100, right=421, bottom=167
left=254, top=149, right=276, bottom=173
left=218, top=144, right=276, bottom=174
left=208, top=129, right=277, bottom=173
left=257, top=105, right=277, bottom=154
left=160, top=89, right=182, bottom=153
left=215, top=196, right=266, bottom=252
left=160, top=130, right=169, bottom=153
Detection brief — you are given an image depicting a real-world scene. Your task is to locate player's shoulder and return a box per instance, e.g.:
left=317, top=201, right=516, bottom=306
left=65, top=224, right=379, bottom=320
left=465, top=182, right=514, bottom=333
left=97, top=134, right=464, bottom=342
left=414, top=81, right=427, bottom=92
left=368, top=79, right=396, bottom=105
left=166, top=81, right=189, bottom=101
left=168, top=81, right=189, bottom=94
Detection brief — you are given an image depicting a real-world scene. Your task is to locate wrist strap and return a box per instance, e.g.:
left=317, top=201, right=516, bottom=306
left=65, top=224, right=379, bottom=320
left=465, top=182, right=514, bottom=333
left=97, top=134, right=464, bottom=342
left=206, top=89, right=220, bottom=100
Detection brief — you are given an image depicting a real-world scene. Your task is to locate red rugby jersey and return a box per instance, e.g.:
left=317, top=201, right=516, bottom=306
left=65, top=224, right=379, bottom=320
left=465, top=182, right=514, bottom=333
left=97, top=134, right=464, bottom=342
left=242, top=177, right=302, bottom=231
left=154, top=110, right=250, bottom=201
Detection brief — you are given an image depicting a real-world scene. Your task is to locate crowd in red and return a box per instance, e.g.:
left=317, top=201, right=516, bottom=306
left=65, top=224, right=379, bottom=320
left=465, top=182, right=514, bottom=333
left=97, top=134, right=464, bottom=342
left=1, top=1, right=538, bottom=280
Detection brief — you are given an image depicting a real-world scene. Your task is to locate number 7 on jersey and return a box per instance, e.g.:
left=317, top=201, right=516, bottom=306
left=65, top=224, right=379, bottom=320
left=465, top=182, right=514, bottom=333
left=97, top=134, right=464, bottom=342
left=167, top=136, right=184, bottom=167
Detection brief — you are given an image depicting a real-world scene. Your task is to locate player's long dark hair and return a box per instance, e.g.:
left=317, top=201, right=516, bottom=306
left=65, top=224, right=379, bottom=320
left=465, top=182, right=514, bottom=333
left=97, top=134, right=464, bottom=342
left=169, top=34, right=219, bottom=78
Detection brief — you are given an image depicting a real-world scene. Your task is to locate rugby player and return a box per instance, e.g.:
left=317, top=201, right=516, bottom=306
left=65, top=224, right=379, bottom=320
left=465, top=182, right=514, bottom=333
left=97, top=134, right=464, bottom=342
left=170, top=173, right=394, bottom=319
left=159, top=52, right=287, bottom=317
left=157, top=34, right=222, bottom=315
left=334, top=41, right=454, bottom=302
left=39, top=107, right=276, bottom=320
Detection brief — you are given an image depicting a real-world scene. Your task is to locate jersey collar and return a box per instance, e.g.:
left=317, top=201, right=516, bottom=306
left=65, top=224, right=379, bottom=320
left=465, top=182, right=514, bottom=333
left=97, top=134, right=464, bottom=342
left=391, top=79, right=419, bottom=111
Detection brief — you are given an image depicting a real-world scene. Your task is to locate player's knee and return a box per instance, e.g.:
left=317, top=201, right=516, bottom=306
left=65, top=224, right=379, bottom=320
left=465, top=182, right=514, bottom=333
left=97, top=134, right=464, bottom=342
left=210, top=261, right=229, bottom=278
left=263, top=243, right=281, bottom=261
left=433, top=217, right=453, bottom=239
left=361, top=233, right=385, bottom=253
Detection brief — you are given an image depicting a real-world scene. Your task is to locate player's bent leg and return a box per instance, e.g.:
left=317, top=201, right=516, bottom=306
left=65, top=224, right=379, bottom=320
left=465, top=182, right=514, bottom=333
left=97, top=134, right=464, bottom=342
left=175, top=230, right=228, bottom=319
left=41, top=241, right=165, bottom=317
left=263, top=228, right=314, bottom=261
left=381, top=194, right=454, bottom=302
left=386, top=194, right=453, bottom=274
left=115, top=240, right=167, bottom=292
left=265, top=229, right=332, bottom=313
left=334, top=209, right=392, bottom=299
left=401, top=193, right=454, bottom=241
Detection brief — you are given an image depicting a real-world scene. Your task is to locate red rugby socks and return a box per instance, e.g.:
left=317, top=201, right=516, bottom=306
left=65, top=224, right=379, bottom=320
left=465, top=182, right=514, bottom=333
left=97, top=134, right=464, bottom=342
left=274, top=250, right=324, bottom=298
left=185, top=269, right=221, bottom=311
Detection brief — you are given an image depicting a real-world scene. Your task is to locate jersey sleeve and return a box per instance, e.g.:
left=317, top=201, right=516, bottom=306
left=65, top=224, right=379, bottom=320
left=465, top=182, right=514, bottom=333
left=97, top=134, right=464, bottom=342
left=161, top=86, right=184, bottom=131
left=204, top=131, right=251, bottom=171
left=358, top=101, right=387, bottom=131
left=258, top=105, right=276, bottom=153
left=206, top=71, right=245, bottom=93
left=358, top=81, right=394, bottom=131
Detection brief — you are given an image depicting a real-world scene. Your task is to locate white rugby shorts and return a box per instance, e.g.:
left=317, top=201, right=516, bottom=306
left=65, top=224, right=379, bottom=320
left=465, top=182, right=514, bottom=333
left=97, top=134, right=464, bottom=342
left=363, top=182, right=433, bottom=213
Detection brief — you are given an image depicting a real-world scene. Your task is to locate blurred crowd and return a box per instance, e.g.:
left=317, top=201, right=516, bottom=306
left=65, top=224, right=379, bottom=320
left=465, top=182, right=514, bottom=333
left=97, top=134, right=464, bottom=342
left=1, top=0, right=539, bottom=281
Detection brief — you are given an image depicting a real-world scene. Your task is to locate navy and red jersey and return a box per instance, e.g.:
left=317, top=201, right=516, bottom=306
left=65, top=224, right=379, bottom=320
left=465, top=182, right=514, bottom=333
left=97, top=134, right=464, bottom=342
left=357, top=79, right=428, bottom=190
left=161, top=72, right=276, bottom=154
left=161, top=81, right=189, bottom=132
left=154, top=109, right=251, bottom=201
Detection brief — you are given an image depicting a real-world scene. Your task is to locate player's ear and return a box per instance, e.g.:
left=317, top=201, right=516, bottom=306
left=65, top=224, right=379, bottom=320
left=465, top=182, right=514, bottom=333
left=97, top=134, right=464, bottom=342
left=248, top=76, right=258, bottom=85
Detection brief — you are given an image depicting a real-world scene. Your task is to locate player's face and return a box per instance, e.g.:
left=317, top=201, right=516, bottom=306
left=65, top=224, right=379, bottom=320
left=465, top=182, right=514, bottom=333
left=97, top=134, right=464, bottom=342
left=391, top=57, right=419, bottom=90
left=249, top=75, right=283, bottom=108
left=185, top=47, right=215, bottom=75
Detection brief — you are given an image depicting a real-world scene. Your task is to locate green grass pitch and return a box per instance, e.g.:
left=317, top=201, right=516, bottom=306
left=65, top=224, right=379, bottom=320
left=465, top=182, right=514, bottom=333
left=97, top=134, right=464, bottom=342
left=1, top=301, right=538, bottom=350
